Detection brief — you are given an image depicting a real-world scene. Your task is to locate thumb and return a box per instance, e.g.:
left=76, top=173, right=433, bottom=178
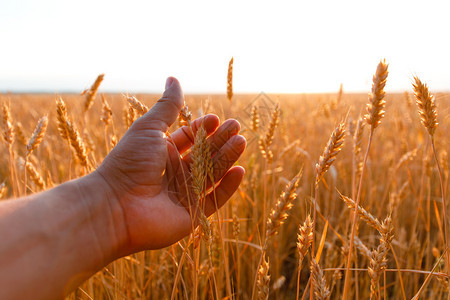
left=142, top=77, right=184, bottom=132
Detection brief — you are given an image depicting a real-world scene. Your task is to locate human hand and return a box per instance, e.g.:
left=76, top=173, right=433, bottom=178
left=96, top=77, right=246, bottom=255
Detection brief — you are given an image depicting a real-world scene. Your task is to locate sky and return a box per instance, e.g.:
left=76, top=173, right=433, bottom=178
left=1, top=0, right=450, bottom=94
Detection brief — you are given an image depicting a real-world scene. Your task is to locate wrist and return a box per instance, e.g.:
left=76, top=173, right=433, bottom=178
left=73, top=171, right=130, bottom=264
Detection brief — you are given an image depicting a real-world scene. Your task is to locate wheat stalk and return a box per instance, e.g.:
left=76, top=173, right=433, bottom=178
left=343, top=59, right=389, bottom=300
left=413, top=76, right=449, bottom=283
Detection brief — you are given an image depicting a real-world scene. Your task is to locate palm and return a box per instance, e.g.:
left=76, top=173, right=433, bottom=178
left=97, top=78, right=245, bottom=253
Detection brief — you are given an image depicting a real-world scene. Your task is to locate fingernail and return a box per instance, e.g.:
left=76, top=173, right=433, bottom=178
left=165, top=77, right=174, bottom=90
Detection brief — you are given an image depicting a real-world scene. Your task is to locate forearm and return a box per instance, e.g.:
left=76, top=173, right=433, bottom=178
left=0, top=172, right=127, bottom=300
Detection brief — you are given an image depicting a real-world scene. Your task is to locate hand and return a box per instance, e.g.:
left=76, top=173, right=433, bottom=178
left=96, top=77, right=246, bottom=254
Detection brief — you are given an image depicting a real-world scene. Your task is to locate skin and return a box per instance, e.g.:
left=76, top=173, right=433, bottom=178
left=0, top=77, right=246, bottom=300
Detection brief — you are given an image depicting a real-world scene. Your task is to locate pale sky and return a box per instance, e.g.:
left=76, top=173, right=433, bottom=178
left=1, top=0, right=450, bottom=93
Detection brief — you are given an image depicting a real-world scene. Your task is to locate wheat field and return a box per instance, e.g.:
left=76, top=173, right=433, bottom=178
left=1, top=64, right=450, bottom=299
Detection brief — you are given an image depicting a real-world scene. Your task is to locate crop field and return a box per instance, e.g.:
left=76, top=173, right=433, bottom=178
left=1, top=64, right=450, bottom=299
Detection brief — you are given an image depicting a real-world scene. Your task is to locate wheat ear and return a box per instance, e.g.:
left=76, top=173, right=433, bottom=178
left=25, top=161, right=45, bottom=190
left=341, top=195, right=383, bottom=232
left=100, top=95, right=112, bottom=126
left=84, top=74, right=104, bottom=112
left=368, top=216, right=394, bottom=299
left=178, top=102, right=192, bottom=127
left=365, top=59, right=389, bottom=130
left=66, top=120, right=88, bottom=168
left=315, top=122, right=346, bottom=185
left=412, top=76, right=438, bottom=136
left=15, top=122, right=26, bottom=146
left=26, top=115, right=48, bottom=158
left=297, top=215, right=314, bottom=267
left=251, top=105, right=259, bottom=131
left=311, top=258, right=331, bottom=300
left=2, top=103, right=13, bottom=145
left=56, top=98, right=69, bottom=142
left=256, top=254, right=270, bottom=300
left=227, top=57, right=233, bottom=102
left=265, top=174, right=300, bottom=244
left=258, top=103, right=279, bottom=163
left=126, top=95, right=149, bottom=116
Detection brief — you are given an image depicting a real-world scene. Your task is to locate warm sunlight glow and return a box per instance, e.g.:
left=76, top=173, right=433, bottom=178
left=1, top=0, right=450, bottom=93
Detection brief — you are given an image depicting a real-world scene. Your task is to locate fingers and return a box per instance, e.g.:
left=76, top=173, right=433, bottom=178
left=204, top=166, right=245, bottom=216
left=138, top=77, right=184, bottom=132
left=170, top=114, right=220, bottom=153
left=210, top=134, right=246, bottom=182
left=183, top=119, right=241, bottom=164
